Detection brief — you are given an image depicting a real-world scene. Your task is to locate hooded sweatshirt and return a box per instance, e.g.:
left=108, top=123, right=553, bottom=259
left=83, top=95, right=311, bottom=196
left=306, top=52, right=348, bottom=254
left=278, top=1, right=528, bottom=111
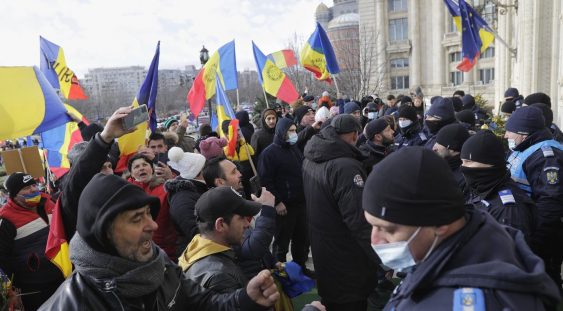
left=235, top=110, right=254, bottom=143
left=251, top=108, right=277, bottom=159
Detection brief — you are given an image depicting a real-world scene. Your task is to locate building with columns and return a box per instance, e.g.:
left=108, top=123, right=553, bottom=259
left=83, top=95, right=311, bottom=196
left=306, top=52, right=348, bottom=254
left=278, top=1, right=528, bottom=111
left=358, top=0, right=562, bottom=126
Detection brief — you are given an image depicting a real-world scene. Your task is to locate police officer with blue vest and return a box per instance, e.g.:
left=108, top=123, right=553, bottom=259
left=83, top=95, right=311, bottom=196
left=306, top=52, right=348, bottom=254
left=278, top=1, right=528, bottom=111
left=461, top=130, right=537, bottom=244
left=504, top=106, right=563, bottom=288
left=363, top=147, right=561, bottom=311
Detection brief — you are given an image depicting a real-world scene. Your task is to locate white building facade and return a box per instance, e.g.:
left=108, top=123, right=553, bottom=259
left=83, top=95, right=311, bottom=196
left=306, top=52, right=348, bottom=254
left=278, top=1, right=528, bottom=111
left=358, top=0, right=562, bottom=126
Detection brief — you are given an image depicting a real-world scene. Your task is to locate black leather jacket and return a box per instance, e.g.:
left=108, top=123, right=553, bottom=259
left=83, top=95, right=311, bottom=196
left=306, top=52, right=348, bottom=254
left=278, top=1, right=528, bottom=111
left=184, top=250, right=248, bottom=294
left=39, top=260, right=264, bottom=311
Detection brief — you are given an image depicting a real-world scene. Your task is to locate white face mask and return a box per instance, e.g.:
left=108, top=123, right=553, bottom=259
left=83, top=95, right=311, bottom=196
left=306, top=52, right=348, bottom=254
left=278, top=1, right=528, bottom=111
left=286, top=132, right=298, bottom=145
left=507, top=138, right=516, bottom=151
left=368, top=112, right=377, bottom=119
left=371, top=227, right=438, bottom=272
left=398, top=119, right=413, bottom=129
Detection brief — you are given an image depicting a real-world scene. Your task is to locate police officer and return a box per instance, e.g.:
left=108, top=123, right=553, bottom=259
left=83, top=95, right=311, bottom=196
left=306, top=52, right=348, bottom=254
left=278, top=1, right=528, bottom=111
left=461, top=130, right=537, bottom=243
left=394, top=105, right=427, bottom=150
left=363, top=147, right=560, bottom=310
left=424, top=97, right=457, bottom=149
left=505, top=106, right=563, bottom=287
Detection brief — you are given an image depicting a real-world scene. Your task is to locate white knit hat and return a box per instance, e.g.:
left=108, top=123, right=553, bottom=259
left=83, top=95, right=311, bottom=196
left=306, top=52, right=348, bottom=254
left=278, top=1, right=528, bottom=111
left=315, top=106, right=330, bottom=122
left=167, top=147, right=206, bottom=179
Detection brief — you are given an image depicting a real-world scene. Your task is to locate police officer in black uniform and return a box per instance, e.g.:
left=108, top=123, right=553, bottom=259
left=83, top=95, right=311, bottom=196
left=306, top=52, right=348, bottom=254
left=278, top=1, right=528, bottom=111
left=461, top=130, right=537, bottom=243
left=394, top=105, right=427, bottom=150
left=505, top=106, right=563, bottom=288
left=362, top=147, right=560, bottom=311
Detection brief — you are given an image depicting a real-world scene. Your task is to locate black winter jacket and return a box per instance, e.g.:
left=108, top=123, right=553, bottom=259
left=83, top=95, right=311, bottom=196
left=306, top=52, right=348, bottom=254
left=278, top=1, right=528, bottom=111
left=236, top=110, right=255, bottom=143
left=359, top=141, right=388, bottom=175
left=39, top=258, right=264, bottom=311
left=250, top=108, right=277, bottom=159
left=165, top=178, right=209, bottom=253
left=258, top=118, right=305, bottom=205
left=302, top=126, right=379, bottom=304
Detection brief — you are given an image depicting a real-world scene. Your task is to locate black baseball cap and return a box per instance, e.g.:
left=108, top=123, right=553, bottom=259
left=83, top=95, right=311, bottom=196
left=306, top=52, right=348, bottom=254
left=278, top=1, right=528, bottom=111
left=196, top=186, right=262, bottom=222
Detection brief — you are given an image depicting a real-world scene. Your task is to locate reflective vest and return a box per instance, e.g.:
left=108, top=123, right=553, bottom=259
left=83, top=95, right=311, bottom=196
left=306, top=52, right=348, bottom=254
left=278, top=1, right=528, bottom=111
left=507, top=139, right=563, bottom=194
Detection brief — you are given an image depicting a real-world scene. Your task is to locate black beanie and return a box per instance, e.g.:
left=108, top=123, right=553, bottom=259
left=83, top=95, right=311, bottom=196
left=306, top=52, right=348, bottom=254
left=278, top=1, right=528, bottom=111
left=81, top=123, right=104, bottom=141
left=400, top=96, right=413, bottom=105
left=363, top=147, right=465, bottom=226
left=331, top=114, right=362, bottom=134
left=77, top=174, right=160, bottom=254
left=398, top=105, right=417, bottom=122
left=294, top=106, right=314, bottom=124
left=462, top=95, right=475, bottom=110
left=530, top=103, right=553, bottom=126
left=453, top=90, right=465, bottom=97
left=504, top=87, right=519, bottom=99
left=501, top=100, right=516, bottom=114
left=524, top=92, right=551, bottom=107
left=4, top=172, right=36, bottom=198
left=451, top=96, right=463, bottom=112
left=435, top=123, right=470, bottom=152
left=461, top=130, right=506, bottom=167
left=427, top=97, right=455, bottom=121
left=365, top=119, right=389, bottom=140
left=505, top=106, right=545, bottom=135
left=456, top=110, right=475, bottom=126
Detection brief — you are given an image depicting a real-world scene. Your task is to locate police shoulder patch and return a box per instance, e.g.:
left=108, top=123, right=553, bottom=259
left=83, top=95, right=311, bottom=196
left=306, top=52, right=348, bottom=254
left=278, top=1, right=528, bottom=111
left=541, top=145, right=555, bottom=158
left=353, top=174, right=364, bottom=187
left=544, top=167, right=560, bottom=185
left=419, top=132, right=427, bottom=141
left=498, top=189, right=516, bottom=205
left=453, top=288, right=485, bottom=311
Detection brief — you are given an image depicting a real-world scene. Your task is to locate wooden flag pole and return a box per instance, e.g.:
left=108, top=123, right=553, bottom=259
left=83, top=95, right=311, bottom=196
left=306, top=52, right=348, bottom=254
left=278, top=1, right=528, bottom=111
left=332, top=74, right=341, bottom=95
left=262, top=87, right=270, bottom=108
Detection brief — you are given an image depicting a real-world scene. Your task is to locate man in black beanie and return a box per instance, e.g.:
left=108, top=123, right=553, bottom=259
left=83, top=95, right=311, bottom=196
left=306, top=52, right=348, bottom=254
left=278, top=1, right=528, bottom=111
left=461, top=130, right=537, bottom=243
left=530, top=103, right=563, bottom=143
left=505, top=106, right=563, bottom=287
left=395, top=105, right=427, bottom=150
left=455, top=110, right=477, bottom=134
left=432, top=123, right=470, bottom=200
left=293, top=105, right=322, bottom=152
left=360, top=118, right=394, bottom=174
left=451, top=96, right=463, bottom=112
left=362, top=147, right=560, bottom=311
left=504, top=87, right=524, bottom=109
left=461, top=94, right=489, bottom=126
left=303, top=114, right=380, bottom=310
left=40, top=174, right=281, bottom=310
left=524, top=92, right=551, bottom=108
left=501, top=100, right=517, bottom=118
left=423, top=97, right=456, bottom=149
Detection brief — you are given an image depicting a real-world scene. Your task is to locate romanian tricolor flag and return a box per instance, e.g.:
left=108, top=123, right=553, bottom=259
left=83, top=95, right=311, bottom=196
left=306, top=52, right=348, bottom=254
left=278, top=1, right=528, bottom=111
left=215, top=74, right=239, bottom=157
left=267, top=49, right=298, bottom=69
left=45, top=198, right=72, bottom=277
left=252, top=42, right=299, bottom=104
left=444, top=0, right=494, bottom=72
left=0, top=66, right=70, bottom=140
left=40, top=104, right=88, bottom=178
left=188, top=40, right=238, bottom=118
left=300, top=22, right=340, bottom=83
left=40, top=36, right=88, bottom=100
left=116, top=42, right=160, bottom=173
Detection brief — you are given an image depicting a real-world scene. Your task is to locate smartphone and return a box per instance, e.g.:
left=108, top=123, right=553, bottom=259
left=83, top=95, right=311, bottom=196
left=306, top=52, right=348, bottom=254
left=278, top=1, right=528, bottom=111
left=249, top=175, right=262, bottom=197
left=122, top=105, right=149, bottom=130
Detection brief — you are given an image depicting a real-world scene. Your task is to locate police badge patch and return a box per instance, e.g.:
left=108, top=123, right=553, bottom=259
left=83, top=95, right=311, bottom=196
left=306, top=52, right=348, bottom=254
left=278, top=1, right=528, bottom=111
left=545, top=168, right=559, bottom=185
left=353, top=174, right=364, bottom=187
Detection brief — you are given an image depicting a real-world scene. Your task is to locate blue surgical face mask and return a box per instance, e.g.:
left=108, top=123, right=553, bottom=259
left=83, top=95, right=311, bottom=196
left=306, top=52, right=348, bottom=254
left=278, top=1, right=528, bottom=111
left=398, top=120, right=413, bottom=129
left=311, top=103, right=318, bottom=110
left=507, top=139, right=516, bottom=151
left=371, top=227, right=438, bottom=272
left=287, top=132, right=298, bottom=145
left=368, top=112, right=377, bottom=120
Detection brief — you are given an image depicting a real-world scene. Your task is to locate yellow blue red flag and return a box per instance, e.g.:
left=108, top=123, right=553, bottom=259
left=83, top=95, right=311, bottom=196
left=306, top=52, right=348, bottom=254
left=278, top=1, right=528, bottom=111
left=300, top=22, right=340, bottom=83
left=40, top=36, right=88, bottom=100
left=0, top=66, right=70, bottom=140
left=252, top=42, right=299, bottom=104
left=45, top=198, right=73, bottom=277
left=188, top=40, right=238, bottom=117
left=444, top=0, right=494, bottom=72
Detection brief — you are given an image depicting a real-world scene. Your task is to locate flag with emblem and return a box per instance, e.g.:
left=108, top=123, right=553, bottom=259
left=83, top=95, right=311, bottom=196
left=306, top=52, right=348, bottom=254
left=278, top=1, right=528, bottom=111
left=300, top=22, right=340, bottom=83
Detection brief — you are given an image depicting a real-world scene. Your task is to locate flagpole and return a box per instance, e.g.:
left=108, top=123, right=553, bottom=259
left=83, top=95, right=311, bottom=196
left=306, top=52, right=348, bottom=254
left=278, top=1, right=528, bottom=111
left=484, top=25, right=517, bottom=57
left=236, top=88, right=241, bottom=111
left=332, top=74, right=341, bottom=95
left=261, top=87, right=270, bottom=108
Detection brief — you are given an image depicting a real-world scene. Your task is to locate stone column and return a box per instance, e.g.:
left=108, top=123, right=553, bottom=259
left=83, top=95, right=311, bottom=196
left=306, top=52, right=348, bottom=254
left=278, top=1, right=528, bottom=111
left=408, top=0, right=421, bottom=88
left=432, top=0, right=445, bottom=95
left=375, top=0, right=387, bottom=90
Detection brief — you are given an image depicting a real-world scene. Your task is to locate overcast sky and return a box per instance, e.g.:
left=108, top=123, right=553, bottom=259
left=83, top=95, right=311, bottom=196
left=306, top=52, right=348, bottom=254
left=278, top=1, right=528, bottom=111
left=0, top=0, right=325, bottom=77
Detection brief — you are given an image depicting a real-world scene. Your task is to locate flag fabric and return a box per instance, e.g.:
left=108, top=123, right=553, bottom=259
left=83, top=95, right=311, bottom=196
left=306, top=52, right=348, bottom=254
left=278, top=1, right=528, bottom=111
left=226, top=119, right=239, bottom=158
left=252, top=42, right=299, bottom=104
left=115, top=42, right=160, bottom=173
left=0, top=66, right=70, bottom=140
left=45, top=198, right=72, bottom=277
left=40, top=104, right=88, bottom=178
left=40, top=36, right=88, bottom=100
left=300, top=22, right=340, bottom=83
left=267, top=49, right=298, bottom=69
left=444, top=0, right=495, bottom=72
left=214, top=74, right=239, bottom=156
left=188, top=40, right=238, bottom=117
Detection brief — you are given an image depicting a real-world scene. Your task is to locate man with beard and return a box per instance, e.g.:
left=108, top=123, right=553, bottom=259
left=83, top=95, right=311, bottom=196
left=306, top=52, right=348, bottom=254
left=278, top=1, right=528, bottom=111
left=395, top=105, right=428, bottom=150
left=360, top=118, right=395, bottom=175
left=424, top=97, right=457, bottom=149
left=461, top=130, right=537, bottom=243
left=432, top=123, right=471, bottom=200
left=251, top=108, right=277, bottom=160
left=39, top=174, right=280, bottom=310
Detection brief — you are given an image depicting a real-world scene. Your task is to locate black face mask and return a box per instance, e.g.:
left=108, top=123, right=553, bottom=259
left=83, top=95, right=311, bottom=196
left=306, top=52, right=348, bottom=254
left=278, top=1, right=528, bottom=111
left=460, top=166, right=509, bottom=196
left=444, top=155, right=462, bottom=170
left=425, top=120, right=443, bottom=135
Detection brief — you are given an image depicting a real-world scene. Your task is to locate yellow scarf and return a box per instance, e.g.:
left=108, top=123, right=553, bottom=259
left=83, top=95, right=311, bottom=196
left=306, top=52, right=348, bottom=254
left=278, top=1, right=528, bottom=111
left=178, top=234, right=231, bottom=271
